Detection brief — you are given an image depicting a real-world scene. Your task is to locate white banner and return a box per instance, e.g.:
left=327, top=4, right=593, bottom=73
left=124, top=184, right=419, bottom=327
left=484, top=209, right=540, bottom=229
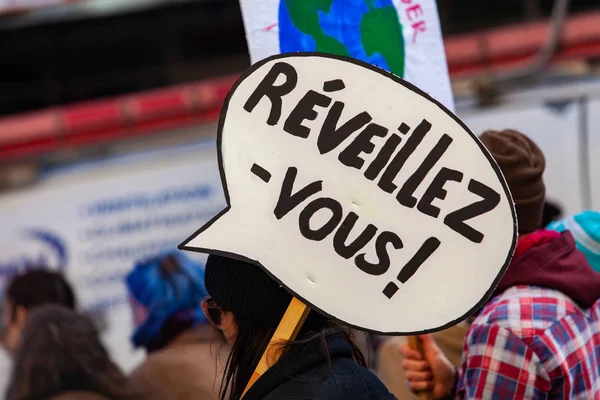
left=239, top=0, right=454, bottom=111
left=0, top=138, right=225, bottom=371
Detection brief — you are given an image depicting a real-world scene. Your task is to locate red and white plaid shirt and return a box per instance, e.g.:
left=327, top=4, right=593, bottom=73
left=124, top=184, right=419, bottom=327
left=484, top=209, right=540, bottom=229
left=457, top=286, right=600, bottom=399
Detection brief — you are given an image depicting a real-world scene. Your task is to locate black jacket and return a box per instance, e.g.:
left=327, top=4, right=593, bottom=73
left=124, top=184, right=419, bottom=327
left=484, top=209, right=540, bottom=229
left=243, top=333, right=396, bottom=400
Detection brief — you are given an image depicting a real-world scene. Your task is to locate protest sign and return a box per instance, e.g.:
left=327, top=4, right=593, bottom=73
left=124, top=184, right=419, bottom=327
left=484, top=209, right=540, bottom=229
left=180, top=53, right=517, bottom=334
left=238, top=0, right=454, bottom=111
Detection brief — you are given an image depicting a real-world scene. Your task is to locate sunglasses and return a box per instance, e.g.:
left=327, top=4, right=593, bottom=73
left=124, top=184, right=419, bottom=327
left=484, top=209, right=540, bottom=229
left=201, top=296, right=223, bottom=328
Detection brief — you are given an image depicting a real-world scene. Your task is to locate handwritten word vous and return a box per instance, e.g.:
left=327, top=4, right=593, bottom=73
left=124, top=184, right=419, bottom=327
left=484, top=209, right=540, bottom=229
left=180, top=54, right=517, bottom=335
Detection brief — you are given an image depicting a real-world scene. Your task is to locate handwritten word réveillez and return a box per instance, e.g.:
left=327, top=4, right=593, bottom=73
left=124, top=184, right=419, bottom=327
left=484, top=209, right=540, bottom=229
left=243, top=61, right=502, bottom=297
left=180, top=53, right=516, bottom=335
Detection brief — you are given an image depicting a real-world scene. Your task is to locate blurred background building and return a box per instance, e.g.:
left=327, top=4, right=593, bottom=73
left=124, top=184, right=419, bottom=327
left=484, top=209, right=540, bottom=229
left=1, top=0, right=600, bottom=371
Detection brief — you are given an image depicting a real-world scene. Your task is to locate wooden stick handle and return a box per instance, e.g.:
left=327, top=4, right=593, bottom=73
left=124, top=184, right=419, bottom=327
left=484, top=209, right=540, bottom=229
left=242, top=297, right=311, bottom=398
left=408, top=336, right=434, bottom=400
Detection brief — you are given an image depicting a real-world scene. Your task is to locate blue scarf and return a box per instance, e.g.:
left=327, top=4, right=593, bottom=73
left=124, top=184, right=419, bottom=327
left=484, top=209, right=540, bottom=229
left=126, top=250, right=208, bottom=348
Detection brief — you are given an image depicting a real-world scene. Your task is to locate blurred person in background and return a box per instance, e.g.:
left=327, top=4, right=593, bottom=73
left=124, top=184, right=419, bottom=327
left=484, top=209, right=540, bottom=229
left=2, top=269, right=76, bottom=353
left=2, top=269, right=76, bottom=354
left=401, top=130, right=600, bottom=399
left=0, top=270, right=77, bottom=397
left=6, top=304, right=137, bottom=400
left=126, top=250, right=228, bottom=400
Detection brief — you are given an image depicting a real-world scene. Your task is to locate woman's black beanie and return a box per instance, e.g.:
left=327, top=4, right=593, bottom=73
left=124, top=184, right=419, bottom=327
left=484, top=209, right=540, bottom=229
left=204, top=254, right=293, bottom=328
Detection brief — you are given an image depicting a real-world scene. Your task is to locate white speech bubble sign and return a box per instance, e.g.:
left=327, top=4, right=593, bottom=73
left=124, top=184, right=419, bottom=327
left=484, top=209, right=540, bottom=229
left=180, top=53, right=517, bottom=335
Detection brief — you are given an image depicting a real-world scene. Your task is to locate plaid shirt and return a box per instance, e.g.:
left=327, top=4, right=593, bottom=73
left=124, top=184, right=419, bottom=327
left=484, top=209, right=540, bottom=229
left=456, top=286, right=600, bottom=399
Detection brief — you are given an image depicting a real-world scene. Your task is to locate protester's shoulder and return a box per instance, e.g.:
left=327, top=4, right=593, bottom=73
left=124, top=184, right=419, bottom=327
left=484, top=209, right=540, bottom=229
left=131, top=343, right=224, bottom=400
left=290, top=356, right=392, bottom=400
left=336, top=357, right=393, bottom=395
left=466, top=287, right=600, bottom=372
left=135, top=342, right=220, bottom=375
left=265, top=365, right=394, bottom=400
left=130, top=349, right=187, bottom=386
left=474, top=286, right=584, bottom=334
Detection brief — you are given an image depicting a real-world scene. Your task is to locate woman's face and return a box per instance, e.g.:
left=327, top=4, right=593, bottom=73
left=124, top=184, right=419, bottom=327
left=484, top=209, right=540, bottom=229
left=220, top=311, right=237, bottom=345
left=201, top=296, right=238, bottom=344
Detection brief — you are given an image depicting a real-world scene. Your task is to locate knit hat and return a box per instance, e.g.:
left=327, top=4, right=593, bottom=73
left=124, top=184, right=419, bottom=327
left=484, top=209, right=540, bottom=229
left=547, top=210, right=600, bottom=273
left=205, top=255, right=292, bottom=328
left=126, top=250, right=208, bottom=348
left=479, top=129, right=546, bottom=234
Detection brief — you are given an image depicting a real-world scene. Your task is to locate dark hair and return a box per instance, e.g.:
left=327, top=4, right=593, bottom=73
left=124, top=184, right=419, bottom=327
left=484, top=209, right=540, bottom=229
left=220, top=311, right=365, bottom=400
left=145, top=313, right=197, bottom=353
left=541, top=201, right=563, bottom=228
left=6, top=269, right=76, bottom=321
left=6, top=305, right=137, bottom=400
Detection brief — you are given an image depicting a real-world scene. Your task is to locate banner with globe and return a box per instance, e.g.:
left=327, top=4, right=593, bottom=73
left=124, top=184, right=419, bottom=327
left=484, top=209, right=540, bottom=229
left=238, top=0, right=454, bottom=111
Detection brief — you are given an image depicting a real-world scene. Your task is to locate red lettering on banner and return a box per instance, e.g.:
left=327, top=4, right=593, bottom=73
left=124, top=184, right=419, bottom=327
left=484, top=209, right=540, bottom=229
left=412, top=21, right=427, bottom=43
left=406, top=5, right=424, bottom=21
left=399, top=0, right=427, bottom=43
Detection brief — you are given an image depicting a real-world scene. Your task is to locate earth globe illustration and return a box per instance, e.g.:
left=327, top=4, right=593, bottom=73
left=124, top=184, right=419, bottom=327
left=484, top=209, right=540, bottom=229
left=278, top=0, right=406, bottom=78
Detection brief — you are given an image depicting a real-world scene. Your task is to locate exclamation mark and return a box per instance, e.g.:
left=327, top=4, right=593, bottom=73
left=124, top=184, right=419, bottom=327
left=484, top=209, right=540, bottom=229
left=382, top=237, right=441, bottom=299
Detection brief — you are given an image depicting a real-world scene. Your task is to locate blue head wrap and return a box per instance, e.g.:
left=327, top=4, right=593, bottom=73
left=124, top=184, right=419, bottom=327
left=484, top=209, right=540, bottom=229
left=125, top=250, right=208, bottom=348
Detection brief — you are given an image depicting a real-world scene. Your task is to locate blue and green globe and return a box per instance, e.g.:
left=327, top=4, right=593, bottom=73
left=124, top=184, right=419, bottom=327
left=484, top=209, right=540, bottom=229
left=279, top=0, right=406, bottom=77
